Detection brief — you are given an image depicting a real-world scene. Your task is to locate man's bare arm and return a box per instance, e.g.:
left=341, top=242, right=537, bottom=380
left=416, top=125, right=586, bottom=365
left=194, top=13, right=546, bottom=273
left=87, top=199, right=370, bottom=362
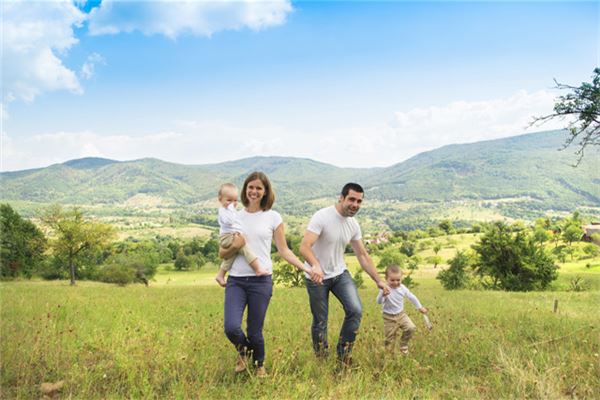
left=351, top=239, right=390, bottom=295
left=300, top=231, right=324, bottom=284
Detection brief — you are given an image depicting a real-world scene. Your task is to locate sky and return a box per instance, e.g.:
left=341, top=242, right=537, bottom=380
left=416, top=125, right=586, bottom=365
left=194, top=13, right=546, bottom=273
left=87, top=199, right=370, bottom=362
left=1, top=0, right=598, bottom=171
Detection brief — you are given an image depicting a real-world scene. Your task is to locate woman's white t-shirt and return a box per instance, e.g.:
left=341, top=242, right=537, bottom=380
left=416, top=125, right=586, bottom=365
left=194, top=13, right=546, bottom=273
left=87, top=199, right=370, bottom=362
left=229, top=209, right=282, bottom=277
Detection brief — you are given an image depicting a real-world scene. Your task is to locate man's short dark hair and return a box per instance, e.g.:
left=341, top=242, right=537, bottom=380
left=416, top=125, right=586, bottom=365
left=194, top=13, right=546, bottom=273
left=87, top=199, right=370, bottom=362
left=341, top=183, right=364, bottom=198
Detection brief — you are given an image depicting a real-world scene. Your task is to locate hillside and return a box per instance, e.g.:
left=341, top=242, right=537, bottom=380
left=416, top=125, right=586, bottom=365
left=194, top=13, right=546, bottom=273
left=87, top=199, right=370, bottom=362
left=1, top=130, right=598, bottom=214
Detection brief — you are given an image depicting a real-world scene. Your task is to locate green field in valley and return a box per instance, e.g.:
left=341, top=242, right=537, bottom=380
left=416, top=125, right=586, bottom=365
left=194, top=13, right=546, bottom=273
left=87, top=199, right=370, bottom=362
left=2, top=254, right=599, bottom=399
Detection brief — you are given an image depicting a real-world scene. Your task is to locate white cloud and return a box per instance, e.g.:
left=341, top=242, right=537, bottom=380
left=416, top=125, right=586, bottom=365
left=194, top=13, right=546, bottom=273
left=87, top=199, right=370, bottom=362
left=1, top=90, right=570, bottom=171
left=379, top=90, right=567, bottom=163
left=2, top=0, right=86, bottom=103
left=87, top=0, right=293, bottom=38
left=80, top=53, right=106, bottom=80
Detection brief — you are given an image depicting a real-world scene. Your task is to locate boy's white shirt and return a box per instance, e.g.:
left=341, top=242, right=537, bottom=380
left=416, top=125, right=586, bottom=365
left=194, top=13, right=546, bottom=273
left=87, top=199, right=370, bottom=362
left=376, top=284, right=423, bottom=314
left=218, top=203, right=243, bottom=235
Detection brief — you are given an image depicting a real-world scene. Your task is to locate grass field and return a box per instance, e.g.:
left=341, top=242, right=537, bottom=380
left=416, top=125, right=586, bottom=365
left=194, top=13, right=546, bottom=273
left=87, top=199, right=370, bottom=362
left=2, top=262, right=599, bottom=399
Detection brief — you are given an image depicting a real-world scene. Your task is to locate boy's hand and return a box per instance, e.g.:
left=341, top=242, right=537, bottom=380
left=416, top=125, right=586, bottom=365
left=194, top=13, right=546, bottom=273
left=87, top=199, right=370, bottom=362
left=377, top=281, right=390, bottom=296
left=419, top=307, right=428, bottom=314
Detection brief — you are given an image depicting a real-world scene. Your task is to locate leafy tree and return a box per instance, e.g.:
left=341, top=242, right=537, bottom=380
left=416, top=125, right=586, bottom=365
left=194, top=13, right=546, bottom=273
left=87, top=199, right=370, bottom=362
left=376, top=246, right=407, bottom=271
left=426, top=255, right=443, bottom=269
left=99, top=253, right=158, bottom=286
left=531, top=67, right=600, bottom=165
left=437, top=251, right=471, bottom=290
left=174, top=249, right=193, bottom=270
left=0, top=204, right=47, bottom=278
left=432, top=242, right=442, bottom=255
left=562, top=224, right=583, bottom=247
left=42, top=205, right=115, bottom=285
left=582, top=243, right=600, bottom=258
left=438, top=219, right=455, bottom=235
left=533, top=227, right=551, bottom=248
left=399, top=241, right=416, bottom=257
left=472, top=222, right=558, bottom=291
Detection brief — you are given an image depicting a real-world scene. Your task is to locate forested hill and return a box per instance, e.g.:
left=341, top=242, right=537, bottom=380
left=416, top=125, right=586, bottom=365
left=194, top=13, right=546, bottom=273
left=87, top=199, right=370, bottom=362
left=1, top=130, right=598, bottom=210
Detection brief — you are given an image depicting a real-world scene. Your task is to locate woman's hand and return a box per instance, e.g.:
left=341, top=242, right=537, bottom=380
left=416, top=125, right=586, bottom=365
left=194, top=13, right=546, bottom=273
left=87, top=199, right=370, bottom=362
left=218, top=234, right=246, bottom=259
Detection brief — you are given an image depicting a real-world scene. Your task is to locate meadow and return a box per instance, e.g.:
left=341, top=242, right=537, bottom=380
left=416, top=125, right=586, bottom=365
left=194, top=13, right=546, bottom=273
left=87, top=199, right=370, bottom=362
left=2, top=257, right=599, bottom=399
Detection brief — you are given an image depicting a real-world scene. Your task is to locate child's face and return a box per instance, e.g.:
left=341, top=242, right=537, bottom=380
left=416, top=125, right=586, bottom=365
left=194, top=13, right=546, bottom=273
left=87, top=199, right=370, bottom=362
left=386, top=271, right=403, bottom=288
left=219, top=188, right=238, bottom=208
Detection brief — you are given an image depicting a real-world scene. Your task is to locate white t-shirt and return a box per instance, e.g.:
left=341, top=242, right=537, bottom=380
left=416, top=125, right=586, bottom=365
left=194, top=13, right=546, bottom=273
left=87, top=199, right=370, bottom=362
left=229, top=209, right=282, bottom=277
left=376, top=284, right=423, bottom=315
left=304, top=205, right=362, bottom=280
left=218, top=203, right=243, bottom=235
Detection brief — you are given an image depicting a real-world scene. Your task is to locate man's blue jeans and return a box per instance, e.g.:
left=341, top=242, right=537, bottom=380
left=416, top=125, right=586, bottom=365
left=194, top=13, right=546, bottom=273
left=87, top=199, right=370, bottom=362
left=305, top=270, right=363, bottom=359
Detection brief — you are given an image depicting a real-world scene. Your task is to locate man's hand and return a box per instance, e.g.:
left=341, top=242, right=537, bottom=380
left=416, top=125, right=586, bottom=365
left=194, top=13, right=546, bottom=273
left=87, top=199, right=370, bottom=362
left=309, top=264, right=324, bottom=284
left=419, top=307, right=428, bottom=314
left=377, top=280, right=390, bottom=296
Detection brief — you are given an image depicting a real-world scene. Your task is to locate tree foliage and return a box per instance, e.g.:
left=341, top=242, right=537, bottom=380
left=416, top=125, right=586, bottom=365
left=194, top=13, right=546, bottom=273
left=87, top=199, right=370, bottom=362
left=437, top=251, right=471, bottom=290
left=532, top=67, right=600, bottom=164
left=42, top=205, right=115, bottom=285
left=472, top=222, right=558, bottom=291
left=0, top=204, right=47, bottom=278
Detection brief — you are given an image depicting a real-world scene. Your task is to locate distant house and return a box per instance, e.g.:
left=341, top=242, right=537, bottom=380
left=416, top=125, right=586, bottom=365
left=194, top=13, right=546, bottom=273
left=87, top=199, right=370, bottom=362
left=583, top=222, right=600, bottom=245
left=364, top=232, right=390, bottom=246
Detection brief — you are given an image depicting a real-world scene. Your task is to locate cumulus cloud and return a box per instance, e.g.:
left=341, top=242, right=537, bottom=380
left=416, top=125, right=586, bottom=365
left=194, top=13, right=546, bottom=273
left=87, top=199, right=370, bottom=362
left=2, top=90, right=569, bottom=171
left=87, top=0, right=293, bottom=38
left=379, top=90, right=567, bottom=163
left=80, top=53, right=106, bottom=80
left=2, top=0, right=86, bottom=103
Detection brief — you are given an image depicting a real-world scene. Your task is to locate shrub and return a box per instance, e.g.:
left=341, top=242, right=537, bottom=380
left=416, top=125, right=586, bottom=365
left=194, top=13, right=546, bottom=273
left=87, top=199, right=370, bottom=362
left=437, top=251, right=471, bottom=290
left=98, top=264, right=136, bottom=286
left=352, top=270, right=364, bottom=289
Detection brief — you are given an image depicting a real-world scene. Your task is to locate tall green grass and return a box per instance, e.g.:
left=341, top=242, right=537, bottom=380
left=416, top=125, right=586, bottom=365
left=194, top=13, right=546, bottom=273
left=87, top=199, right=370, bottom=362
left=2, top=274, right=599, bottom=399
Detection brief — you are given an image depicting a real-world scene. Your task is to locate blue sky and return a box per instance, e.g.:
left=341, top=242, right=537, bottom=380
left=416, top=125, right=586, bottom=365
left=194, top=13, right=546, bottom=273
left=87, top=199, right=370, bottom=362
left=2, top=0, right=598, bottom=171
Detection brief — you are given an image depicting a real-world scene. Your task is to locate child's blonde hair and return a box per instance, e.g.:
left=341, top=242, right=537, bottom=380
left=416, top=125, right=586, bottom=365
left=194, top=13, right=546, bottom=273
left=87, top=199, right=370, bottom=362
left=385, top=264, right=403, bottom=278
left=218, top=183, right=237, bottom=200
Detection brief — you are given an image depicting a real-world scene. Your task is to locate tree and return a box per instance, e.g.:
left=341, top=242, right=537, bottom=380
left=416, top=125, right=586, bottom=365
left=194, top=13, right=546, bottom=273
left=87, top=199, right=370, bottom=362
left=437, top=251, right=471, bottom=290
left=532, top=227, right=551, bottom=249
left=426, top=255, right=443, bottom=269
left=432, top=242, right=442, bottom=256
left=531, top=68, right=600, bottom=165
left=376, top=246, right=407, bottom=271
left=562, top=224, right=583, bottom=247
left=0, top=204, right=47, bottom=278
left=42, top=205, right=115, bottom=285
left=472, top=222, right=558, bottom=291
left=174, top=249, right=193, bottom=270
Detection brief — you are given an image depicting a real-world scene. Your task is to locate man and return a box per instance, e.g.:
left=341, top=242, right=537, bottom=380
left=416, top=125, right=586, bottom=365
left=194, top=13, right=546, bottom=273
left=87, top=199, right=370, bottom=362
left=300, top=182, right=390, bottom=364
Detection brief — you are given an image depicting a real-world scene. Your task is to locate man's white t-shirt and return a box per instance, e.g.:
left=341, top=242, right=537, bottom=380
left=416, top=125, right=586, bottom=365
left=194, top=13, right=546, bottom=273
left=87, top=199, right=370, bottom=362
left=229, top=209, right=282, bottom=277
left=304, top=205, right=362, bottom=280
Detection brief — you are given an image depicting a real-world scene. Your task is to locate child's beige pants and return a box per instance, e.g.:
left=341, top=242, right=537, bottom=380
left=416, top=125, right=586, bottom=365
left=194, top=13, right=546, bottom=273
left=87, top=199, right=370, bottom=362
left=219, top=233, right=258, bottom=271
left=383, top=311, right=416, bottom=351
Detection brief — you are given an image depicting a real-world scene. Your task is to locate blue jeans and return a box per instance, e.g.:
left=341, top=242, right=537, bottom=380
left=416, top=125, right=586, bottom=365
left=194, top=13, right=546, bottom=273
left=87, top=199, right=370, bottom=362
left=224, top=275, right=273, bottom=367
left=305, top=270, right=362, bottom=359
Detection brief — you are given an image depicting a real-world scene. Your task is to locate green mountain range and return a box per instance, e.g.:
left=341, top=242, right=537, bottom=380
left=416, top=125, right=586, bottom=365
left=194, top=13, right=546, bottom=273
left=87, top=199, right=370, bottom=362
left=2, top=130, right=598, bottom=214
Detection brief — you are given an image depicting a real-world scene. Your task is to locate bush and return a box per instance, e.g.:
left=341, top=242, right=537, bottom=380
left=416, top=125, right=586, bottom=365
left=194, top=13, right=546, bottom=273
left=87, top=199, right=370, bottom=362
left=569, top=276, right=588, bottom=292
left=273, top=262, right=304, bottom=288
left=98, top=264, right=136, bottom=286
left=472, top=222, right=558, bottom=291
left=352, top=270, right=364, bottom=289
left=437, top=251, right=471, bottom=290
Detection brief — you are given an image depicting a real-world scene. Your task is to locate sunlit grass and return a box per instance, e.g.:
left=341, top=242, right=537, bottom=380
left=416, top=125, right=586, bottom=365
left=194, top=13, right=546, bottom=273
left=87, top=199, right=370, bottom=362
left=2, top=268, right=599, bottom=399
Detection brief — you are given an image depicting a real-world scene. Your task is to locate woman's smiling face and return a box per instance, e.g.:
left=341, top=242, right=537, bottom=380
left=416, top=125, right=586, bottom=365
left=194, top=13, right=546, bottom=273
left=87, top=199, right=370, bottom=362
left=245, top=179, right=265, bottom=205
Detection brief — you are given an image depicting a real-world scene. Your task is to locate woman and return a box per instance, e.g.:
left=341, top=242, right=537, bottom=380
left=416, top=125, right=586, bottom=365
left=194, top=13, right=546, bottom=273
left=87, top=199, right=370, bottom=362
left=219, top=171, right=309, bottom=377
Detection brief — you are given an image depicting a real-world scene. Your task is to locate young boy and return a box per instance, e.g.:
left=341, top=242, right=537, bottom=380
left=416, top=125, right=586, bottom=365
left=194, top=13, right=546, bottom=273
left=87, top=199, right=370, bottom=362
left=376, top=265, right=428, bottom=354
left=214, top=183, right=267, bottom=287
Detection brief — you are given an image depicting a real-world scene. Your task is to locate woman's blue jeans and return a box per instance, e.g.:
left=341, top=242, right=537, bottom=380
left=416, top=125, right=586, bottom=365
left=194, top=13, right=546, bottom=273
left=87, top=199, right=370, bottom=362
left=305, top=270, right=362, bottom=359
left=224, top=275, right=273, bottom=367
